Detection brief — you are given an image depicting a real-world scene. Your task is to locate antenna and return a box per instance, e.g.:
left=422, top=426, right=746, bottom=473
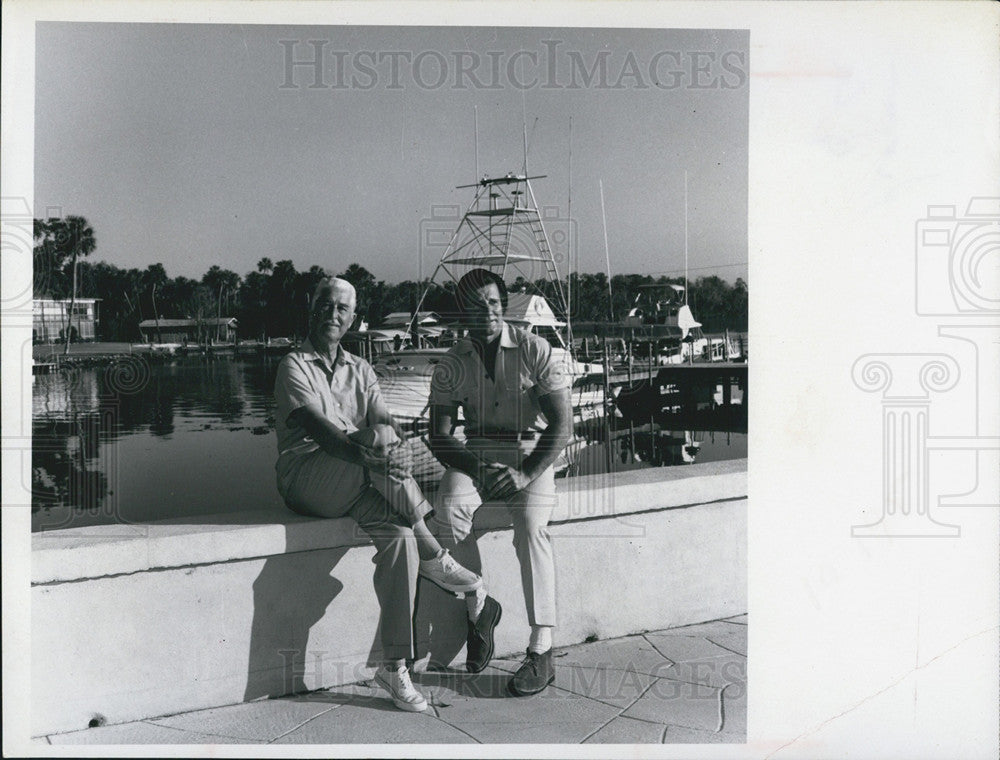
left=521, top=114, right=528, bottom=176
left=474, top=106, right=479, bottom=184
left=566, top=116, right=574, bottom=351
left=684, top=170, right=689, bottom=305
left=599, top=179, right=614, bottom=323
left=520, top=69, right=528, bottom=175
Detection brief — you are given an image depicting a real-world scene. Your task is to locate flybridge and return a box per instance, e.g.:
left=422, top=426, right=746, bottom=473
left=413, top=171, right=569, bottom=323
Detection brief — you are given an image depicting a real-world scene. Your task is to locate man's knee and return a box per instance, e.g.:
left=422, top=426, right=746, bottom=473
left=513, top=515, right=552, bottom=549
left=351, top=423, right=400, bottom=453
left=359, top=513, right=416, bottom=547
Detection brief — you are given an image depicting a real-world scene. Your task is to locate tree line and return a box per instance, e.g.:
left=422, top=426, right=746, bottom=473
left=34, top=216, right=747, bottom=343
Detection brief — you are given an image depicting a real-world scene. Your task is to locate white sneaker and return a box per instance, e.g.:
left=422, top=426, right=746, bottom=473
left=418, top=549, right=483, bottom=594
left=374, top=665, right=428, bottom=712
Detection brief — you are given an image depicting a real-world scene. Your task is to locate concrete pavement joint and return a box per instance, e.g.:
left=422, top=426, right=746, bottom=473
left=561, top=674, right=657, bottom=742
left=719, top=683, right=739, bottom=734
left=705, top=636, right=746, bottom=657
left=715, top=681, right=725, bottom=732
left=548, top=495, right=747, bottom=529
left=132, top=718, right=246, bottom=743
left=640, top=631, right=683, bottom=665
left=266, top=703, right=343, bottom=744
left=650, top=672, right=731, bottom=693
left=431, top=714, right=483, bottom=744
left=553, top=663, right=661, bottom=710
left=667, top=616, right=748, bottom=632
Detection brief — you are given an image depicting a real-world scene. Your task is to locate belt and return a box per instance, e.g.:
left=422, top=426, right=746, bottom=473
left=468, top=429, right=537, bottom=442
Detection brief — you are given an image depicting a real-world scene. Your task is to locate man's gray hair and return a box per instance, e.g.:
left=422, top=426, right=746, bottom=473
left=311, top=276, right=357, bottom=307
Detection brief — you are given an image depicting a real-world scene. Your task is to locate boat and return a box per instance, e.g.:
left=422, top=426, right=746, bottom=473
left=366, top=171, right=607, bottom=484
left=371, top=172, right=605, bottom=429
left=261, top=337, right=296, bottom=356
left=632, top=284, right=740, bottom=364
left=578, top=283, right=741, bottom=366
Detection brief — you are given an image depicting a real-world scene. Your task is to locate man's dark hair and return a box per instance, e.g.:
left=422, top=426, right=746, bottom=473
left=455, top=268, right=508, bottom=313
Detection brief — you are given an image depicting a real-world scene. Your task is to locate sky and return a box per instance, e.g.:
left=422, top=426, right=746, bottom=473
left=35, top=23, right=748, bottom=286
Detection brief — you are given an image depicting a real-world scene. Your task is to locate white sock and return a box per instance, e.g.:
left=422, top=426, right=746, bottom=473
left=529, top=625, right=553, bottom=654
left=466, top=586, right=487, bottom=622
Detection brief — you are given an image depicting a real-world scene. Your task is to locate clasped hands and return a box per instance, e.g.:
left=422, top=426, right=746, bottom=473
left=474, top=461, right=532, bottom=502
left=351, top=422, right=413, bottom=479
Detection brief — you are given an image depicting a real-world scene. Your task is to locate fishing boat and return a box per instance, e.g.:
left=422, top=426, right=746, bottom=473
left=625, top=283, right=740, bottom=364
left=367, top=171, right=606, bottom=484
left=371, top=172, right=605, bottom=429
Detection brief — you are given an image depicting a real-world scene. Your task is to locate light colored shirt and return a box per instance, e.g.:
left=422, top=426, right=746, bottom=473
left=273, top=338, right=385, bottom=460
left=429, top=322, right=570, bottom=434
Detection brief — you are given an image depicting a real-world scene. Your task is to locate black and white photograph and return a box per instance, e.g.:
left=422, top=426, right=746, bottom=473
left=2, top=2, right=997, bottom=758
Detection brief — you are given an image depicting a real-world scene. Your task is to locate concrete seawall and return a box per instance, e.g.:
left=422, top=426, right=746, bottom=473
left=31, top=459, right=747, bottom=737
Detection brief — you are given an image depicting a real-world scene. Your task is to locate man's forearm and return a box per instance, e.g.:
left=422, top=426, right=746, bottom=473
left=428, top=433, right=484, bottom=480
left=292, top=409, right=363, bottom=465
left=521, top=423, right=571, bottom=481
left=315, top=424, right=364, bottom=464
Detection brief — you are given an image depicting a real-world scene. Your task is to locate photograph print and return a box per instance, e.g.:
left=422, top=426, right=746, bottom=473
left=26, top=19, right=748, bottom=746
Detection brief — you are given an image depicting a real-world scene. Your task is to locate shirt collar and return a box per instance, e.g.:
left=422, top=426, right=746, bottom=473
left=299, top=337, right=355, bottom=371
left=499, top=321, right=519, bottom=348
left=456, top=321, right=521, bottom=354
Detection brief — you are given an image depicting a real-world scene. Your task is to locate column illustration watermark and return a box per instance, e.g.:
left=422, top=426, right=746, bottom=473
left=851, top=197, right=1000, bottom=538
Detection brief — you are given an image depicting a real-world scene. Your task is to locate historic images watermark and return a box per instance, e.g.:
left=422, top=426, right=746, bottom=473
left=279, top=39, right=747, bottom=92
left=852, top=198, right=1000, bottom=538
left=280, top=649, right=745, bottom=705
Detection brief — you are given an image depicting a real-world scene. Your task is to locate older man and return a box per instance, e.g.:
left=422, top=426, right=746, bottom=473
left=273, top=276, right=481, bottom=712
left=428, top=269, right=573, bottom=696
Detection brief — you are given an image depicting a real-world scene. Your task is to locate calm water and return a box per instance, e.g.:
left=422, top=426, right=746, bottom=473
left=31, top=355, right=746, bottom=532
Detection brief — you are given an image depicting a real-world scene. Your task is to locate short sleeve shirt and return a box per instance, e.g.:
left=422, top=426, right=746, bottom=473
left=429, top=322, right=571, bottom=433
left=273, top=338, right=384, bottom=458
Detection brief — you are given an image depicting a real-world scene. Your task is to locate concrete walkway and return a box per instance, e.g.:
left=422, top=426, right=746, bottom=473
left=38, top=616, right=747, bottom=746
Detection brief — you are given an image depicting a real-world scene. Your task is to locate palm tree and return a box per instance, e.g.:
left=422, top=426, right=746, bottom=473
left=61, top=216, right=97, bottom=355
left=257, top=257, right=273, bottom=274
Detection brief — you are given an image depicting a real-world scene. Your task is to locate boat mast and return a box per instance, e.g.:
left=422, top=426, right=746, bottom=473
left=599, top=179, right=614, bottom=323
left=566, top=116, right=574, bottom=352
left=684, top=170, right=689, bottom=305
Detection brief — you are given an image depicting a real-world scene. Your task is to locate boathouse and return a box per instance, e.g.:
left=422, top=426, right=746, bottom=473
left=32, top=298, right=101, bottom=343
left=138, top=317, right=238, bottom=344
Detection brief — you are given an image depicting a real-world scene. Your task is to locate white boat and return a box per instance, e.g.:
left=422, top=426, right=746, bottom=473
left=622, top=284, right=742, bottom=365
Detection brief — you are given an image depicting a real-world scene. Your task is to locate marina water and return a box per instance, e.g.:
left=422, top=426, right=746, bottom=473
left=31, top=354, right=746, bottom=532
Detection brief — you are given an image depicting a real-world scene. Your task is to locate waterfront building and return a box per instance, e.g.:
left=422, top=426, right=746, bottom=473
left=32, top=298, right=101, bottom=343
left=138, top=317, right=238, bottom=344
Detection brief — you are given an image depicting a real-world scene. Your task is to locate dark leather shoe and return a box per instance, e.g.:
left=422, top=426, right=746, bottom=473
left=466, top=596, right=502, bottom=673
left=507, top=648, right=554, bottom=696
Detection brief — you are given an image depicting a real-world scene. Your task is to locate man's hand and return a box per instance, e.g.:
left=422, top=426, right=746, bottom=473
left=387, top=417, right=409, bottom=442
left=354, top=441, right=389, bottom=472
left=385, top=441, right=413, bottom=480
left=478, top=462, right=532, bottom=502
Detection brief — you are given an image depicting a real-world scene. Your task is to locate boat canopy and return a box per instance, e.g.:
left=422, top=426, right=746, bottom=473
left=504, top=293, right=566, bottom=328
left=381, top=311, right=440, bottom=327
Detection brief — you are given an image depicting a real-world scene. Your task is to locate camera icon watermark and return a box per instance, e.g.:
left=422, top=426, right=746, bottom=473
left=852, top=196, right=1000, bottom=538
left=2, top=195, right=38, bottom=312
left=914, top=197, right=1000, bottom=316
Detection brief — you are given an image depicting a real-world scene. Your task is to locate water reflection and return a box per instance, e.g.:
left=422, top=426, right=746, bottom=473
left=31, top=356, right=282, bottom=531
left=30, top=355, right=744, bottom=531
left=565, top=424, right=746, bottom=477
